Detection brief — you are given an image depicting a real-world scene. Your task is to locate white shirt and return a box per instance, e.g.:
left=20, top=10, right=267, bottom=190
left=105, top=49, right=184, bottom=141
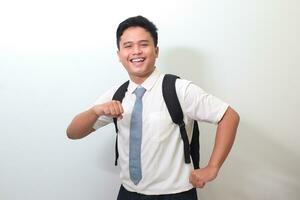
left=93, top=68, right=229, bottom=195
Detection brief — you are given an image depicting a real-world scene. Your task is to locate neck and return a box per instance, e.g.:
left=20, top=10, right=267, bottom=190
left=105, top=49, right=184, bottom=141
left=130, top=68, right=155, bottom=85
left=131, top=77, right=147, bottom=85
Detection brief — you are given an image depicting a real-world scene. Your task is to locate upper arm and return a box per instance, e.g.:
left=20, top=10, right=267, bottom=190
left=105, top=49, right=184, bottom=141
left=218, top=106, right=240, bottom=125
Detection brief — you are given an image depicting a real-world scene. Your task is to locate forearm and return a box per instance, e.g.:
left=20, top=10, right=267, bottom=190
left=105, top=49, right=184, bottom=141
left=189, top=107, right=239, bottom=188
left=66, top=100, right=124, bottom=139
left=66, top=107, right=98, bottom=139
left=208, top=106, right=240, bottom=170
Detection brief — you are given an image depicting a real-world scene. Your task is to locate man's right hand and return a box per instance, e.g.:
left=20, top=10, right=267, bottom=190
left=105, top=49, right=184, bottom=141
left=66, top=100, right=124, bottom=139
left=93, top=100, right=124, bottom=119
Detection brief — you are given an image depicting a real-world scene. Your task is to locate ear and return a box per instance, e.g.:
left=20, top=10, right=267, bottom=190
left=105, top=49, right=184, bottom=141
left=155, top=46, right=159, bottom=58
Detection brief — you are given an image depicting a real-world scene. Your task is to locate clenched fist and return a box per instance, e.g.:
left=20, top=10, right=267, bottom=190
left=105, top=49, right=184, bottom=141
left=93, top=100, right=124, bottom=119
left=189, top=165, right=219, bottom=188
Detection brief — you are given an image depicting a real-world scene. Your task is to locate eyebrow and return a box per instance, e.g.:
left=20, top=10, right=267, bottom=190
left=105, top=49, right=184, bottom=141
left=122, top=40, right=150, bottom=46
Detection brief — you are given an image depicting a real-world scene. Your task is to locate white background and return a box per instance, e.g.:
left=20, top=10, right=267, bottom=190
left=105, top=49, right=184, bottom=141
left=0, top=0, right=299, bottom=199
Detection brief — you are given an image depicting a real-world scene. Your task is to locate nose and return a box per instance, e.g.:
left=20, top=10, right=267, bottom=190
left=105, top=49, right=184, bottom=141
left=132, top=45, right=142, bottom=55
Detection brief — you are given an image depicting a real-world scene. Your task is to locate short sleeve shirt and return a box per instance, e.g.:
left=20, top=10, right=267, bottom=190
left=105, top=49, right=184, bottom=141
left=92, top=68, right=229, bottom=195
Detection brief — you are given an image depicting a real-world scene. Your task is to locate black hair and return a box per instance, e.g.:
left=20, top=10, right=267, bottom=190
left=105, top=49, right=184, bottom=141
left=116, top=15, right=158, bottom=49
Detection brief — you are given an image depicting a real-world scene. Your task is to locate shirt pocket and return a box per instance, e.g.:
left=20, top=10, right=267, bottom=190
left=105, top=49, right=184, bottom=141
left=146, top=111, right=174, bottom=142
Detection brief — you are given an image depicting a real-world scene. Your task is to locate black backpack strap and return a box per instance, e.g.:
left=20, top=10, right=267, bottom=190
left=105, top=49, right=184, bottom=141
left=162, top=74, right=200, bottom=169
left=112, top=80, right=129, bottom=165
left=162, top=74, right=191, bottom=164
left=190, top=121, right=200, bottom=169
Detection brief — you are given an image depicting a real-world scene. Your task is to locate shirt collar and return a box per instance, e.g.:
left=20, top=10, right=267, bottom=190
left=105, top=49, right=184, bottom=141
left=127, top=67, right=161, bottom=93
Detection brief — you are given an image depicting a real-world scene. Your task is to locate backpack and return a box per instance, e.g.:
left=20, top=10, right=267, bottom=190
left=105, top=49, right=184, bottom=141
left=112, top=74, right=200, bottom=169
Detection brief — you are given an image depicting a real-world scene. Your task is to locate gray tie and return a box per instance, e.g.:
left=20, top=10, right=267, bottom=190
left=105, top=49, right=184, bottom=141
left=129, top=86, right=146, bottom=185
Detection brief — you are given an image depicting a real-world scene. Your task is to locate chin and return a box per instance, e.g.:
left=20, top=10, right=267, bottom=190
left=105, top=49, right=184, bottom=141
left=129, top=66, right=146, bottom=74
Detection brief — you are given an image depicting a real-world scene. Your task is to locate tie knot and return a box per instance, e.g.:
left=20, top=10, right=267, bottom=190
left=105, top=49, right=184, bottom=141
left=134, top=86, right=146, bottom=99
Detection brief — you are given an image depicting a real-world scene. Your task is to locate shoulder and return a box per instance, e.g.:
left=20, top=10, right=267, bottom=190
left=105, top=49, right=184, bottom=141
left=175, top=78, right=193, bottom=92
left=161, top=75, right=193, bottom=105
left=173, top=77, right=211, bottom=108
left=161, top=74, right=193, bottom=92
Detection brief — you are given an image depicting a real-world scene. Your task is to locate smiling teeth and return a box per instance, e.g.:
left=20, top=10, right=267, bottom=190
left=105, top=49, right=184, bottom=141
left=131, top=58, right=145, bottom=62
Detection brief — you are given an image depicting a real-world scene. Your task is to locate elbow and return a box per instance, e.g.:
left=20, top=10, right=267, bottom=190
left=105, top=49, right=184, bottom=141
left=66, top=126, right=94, bottom=140
left=66, top=127, right=79, bottom=140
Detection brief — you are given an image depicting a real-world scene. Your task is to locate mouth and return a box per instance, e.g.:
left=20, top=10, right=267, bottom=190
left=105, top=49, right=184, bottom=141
left=130, top=57, right=145, bottom=63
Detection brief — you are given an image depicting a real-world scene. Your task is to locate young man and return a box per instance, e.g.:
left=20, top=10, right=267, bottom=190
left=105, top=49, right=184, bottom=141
left=66, top=16, right=239, bottom=200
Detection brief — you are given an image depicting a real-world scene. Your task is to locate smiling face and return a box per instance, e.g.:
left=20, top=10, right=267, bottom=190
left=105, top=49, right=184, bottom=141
left=117, top=26, right=159, bottom=84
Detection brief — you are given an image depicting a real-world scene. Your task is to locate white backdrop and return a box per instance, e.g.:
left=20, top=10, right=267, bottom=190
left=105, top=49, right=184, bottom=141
left=0, top=0, right=299, bottom=199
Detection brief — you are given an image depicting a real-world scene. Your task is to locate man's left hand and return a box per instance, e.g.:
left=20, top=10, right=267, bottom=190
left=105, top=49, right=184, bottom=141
left=189, top=165, right=219, bottom=188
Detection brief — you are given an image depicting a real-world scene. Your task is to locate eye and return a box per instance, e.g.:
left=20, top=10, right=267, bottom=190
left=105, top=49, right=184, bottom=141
left=124, top=45, right=132, bottom=48
left=141, top=43, right=148, bottom=47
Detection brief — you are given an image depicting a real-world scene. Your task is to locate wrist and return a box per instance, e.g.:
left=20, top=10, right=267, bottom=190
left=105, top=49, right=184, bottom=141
left=91, top=105, right=103, bottom=117
left=207, top=162, right=221, bottom=172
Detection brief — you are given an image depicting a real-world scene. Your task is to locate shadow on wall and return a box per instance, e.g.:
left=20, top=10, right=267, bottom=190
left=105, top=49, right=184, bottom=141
left=160, top=47, right=300, bottom=199
left=158, top=46, right=216, bottom=89
left=199, top=121, right=300, bottom=200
